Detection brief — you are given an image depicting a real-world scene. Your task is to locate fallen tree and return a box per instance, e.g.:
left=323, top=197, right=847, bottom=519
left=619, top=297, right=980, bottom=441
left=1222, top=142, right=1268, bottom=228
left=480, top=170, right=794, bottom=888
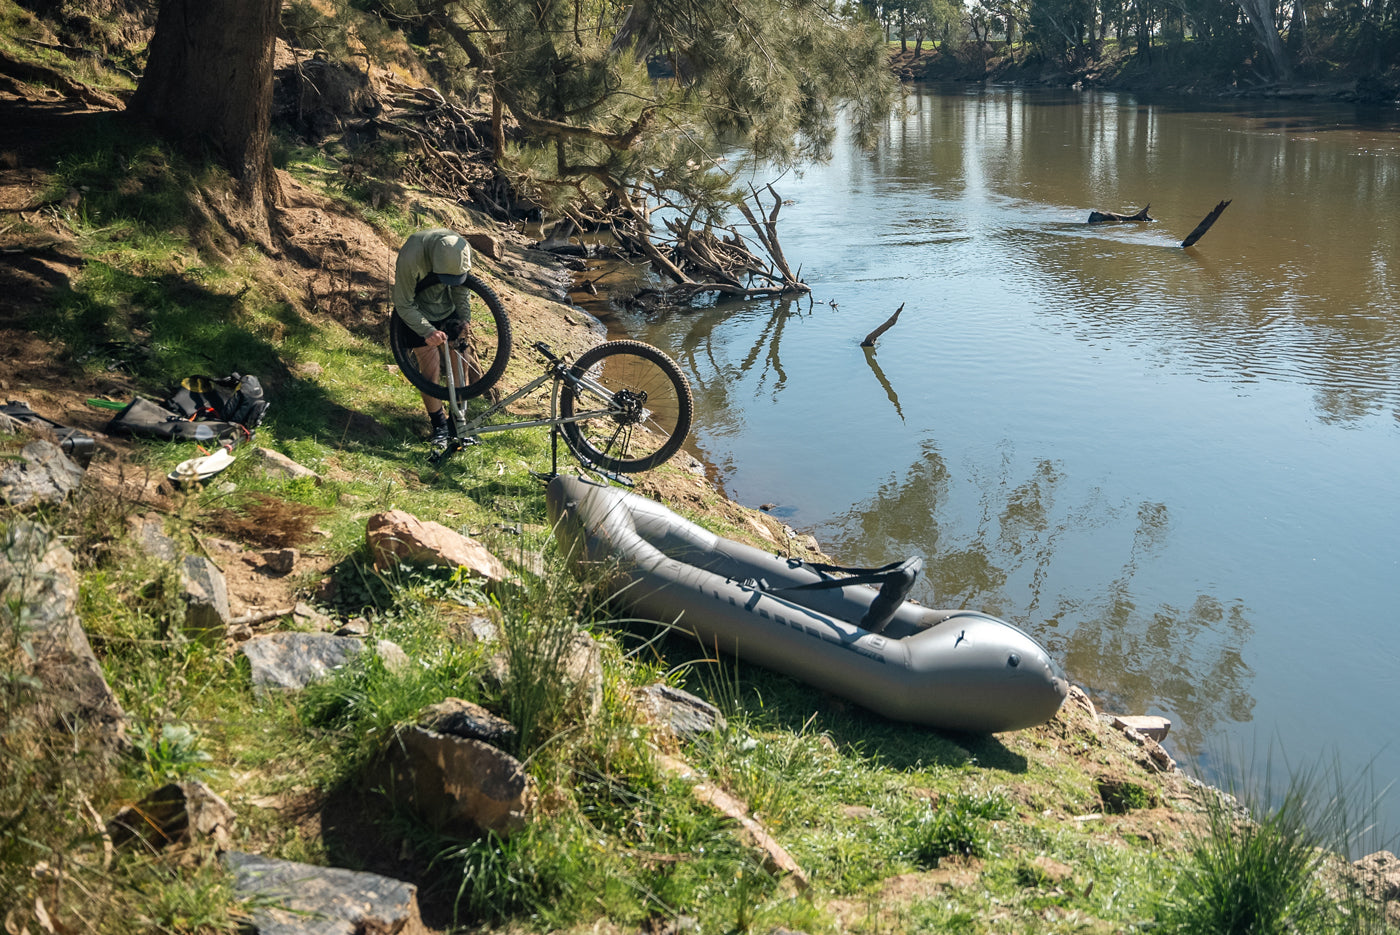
left=1088, top=204, right=1153, bottom=223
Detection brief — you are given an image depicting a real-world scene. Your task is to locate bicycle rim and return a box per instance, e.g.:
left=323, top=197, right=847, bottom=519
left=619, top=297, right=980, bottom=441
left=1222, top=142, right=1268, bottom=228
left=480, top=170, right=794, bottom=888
left=558, top=340, right=693, bottom=473
left=389, top=273, right=512, bottom=400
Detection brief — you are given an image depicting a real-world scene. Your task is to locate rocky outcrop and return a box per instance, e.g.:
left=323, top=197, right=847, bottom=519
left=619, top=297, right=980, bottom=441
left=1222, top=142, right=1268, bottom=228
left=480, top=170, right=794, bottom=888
left=366, top=509, right=508, bottom=582
left=0, top=521, right=127, bottom=748
left=377, top=724, right=535, bottom=838
left=241, top=632, right=407, bottom=693
left=222, top=850, right=427, bottom=935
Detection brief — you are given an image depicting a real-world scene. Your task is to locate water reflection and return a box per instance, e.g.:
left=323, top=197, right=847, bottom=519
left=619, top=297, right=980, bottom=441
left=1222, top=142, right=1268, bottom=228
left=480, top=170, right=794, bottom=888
left=601, top=85, right=1400, bottom=827
left=824, top=442, right=1255, bottom=756
left=861, top=346, right=904, bottom=421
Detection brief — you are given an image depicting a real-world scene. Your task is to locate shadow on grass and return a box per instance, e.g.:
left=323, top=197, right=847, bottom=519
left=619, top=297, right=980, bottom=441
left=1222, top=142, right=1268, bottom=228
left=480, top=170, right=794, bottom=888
left=628, top=626, right=1028, bottom=775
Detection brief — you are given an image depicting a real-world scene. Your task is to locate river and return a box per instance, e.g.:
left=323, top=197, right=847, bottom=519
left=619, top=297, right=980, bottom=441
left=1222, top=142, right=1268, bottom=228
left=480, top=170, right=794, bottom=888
left=574, top=83, right=1400, bottom=834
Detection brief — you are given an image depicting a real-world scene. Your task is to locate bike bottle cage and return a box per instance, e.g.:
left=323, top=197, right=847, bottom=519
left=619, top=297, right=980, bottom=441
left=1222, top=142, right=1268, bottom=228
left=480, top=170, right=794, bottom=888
left=771, top=556, right=924, bottom=635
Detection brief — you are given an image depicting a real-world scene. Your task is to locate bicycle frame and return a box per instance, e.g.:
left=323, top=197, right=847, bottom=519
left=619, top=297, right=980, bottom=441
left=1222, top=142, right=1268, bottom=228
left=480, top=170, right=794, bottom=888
left=437, top=340, right=636, bottom=478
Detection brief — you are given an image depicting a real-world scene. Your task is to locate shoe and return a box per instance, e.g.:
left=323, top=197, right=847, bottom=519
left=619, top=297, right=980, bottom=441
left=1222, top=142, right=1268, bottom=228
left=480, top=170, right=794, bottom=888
left=428, top=413, right=450, bottom=444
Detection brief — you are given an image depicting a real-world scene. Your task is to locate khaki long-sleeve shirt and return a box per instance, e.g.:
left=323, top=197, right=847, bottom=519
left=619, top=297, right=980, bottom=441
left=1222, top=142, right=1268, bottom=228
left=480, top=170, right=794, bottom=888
left=391, top=228, right=474, bottom=337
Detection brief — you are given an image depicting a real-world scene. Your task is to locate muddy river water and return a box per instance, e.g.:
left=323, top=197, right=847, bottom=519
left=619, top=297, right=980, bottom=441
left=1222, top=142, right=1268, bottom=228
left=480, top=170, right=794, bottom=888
left=576, top=83, right=1400, bottom=833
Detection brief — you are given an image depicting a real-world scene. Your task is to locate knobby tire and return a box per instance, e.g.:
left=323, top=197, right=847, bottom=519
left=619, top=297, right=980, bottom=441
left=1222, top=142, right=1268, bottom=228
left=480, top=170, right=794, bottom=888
left=558, top=340, right=693, bottom=473
left=389, top=272, right=512, bottom=400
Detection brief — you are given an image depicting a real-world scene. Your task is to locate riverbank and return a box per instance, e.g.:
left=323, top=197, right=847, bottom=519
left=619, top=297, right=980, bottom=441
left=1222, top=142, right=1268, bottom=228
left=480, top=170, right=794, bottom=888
left=4, top=66, right=1400, bottom=935
left=888, top=44, right=1400, bottom=104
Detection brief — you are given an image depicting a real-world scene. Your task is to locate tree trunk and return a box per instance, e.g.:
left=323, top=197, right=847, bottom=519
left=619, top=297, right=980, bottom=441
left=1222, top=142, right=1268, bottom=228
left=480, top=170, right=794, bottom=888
left=1235, top=0, right=1292, bottom=81
left=128, top=0, right=282, bottom=246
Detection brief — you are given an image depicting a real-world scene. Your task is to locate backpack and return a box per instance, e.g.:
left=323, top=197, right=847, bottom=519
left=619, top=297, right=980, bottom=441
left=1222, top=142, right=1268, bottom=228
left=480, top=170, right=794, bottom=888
left=163, top=374, right=270, bottom=429
left=104, top=373, right=269, bottom=444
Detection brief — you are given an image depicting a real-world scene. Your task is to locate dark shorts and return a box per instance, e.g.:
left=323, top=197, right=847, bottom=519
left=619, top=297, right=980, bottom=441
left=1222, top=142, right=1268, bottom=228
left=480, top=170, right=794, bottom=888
left=393, top=311, right=465, bottom=348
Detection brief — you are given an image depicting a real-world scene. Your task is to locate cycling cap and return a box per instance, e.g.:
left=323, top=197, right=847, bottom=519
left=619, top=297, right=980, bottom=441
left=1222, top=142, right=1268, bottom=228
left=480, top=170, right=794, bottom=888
left=430, top=233, right=471, bottom=285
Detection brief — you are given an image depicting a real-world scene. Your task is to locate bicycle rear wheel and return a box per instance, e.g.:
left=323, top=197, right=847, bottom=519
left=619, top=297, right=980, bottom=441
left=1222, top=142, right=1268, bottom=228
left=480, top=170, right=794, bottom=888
left=389, top=272, right=512, bottom=400
left=559, top=341, right=693, bottom=474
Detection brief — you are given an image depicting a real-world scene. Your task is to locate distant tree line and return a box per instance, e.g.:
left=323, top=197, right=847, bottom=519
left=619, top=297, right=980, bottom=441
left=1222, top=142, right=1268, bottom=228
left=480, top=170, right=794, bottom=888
left=861, top=0, right=1399, bottom=84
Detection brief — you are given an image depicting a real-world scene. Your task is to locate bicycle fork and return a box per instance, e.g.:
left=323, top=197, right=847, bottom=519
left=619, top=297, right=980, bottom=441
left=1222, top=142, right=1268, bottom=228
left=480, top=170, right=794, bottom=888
left=439, top=342, right=472, bottom=448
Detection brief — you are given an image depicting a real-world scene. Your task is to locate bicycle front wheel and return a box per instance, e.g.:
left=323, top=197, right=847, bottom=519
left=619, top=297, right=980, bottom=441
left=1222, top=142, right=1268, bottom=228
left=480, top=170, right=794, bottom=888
left=389, top=272, right=512, bottom=400
left=558, top=341, right=694, bottom=473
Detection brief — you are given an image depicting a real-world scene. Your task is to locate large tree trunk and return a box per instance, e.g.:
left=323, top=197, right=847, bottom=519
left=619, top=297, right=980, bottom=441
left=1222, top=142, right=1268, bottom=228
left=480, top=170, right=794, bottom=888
left=1235, top=0, right=1292, bottom=81
left=128, top=0, right=283, bottom=247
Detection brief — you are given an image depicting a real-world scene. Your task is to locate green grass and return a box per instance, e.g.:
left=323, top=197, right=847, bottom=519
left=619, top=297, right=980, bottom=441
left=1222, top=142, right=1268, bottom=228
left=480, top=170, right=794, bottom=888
left=5, top=95, right=1397, bottom=935
left=1159, top=756, right=1391, bottom=935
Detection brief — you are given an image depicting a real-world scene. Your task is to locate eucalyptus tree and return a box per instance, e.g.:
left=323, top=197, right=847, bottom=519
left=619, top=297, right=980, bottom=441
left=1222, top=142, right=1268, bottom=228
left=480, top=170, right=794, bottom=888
left=129, top=0, right=283, bottom=247
left=1235, top=0, right=1292, bottom=78
left=400, top=0, right=898, bottom=298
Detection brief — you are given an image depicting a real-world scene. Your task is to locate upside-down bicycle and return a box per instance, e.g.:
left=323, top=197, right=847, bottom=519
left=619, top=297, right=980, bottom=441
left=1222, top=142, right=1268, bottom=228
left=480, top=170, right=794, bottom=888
left=389, top=277, right=693, bottom=477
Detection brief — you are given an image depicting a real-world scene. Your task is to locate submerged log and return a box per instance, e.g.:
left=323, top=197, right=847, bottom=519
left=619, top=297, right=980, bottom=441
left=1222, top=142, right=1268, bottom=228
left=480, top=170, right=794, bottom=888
left=861, top=304, right=904, bottom=347
left=1087, top=204, right=1153, bottom=224
left=1181, top=199, right=1232, bottom=248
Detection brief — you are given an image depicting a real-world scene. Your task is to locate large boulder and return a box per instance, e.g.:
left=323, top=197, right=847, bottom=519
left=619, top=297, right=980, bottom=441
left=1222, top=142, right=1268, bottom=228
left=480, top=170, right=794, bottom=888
left=0, top=521, right=127, bottom=748
left=0, top=439, right=85, bottom=507
left=377, top=725, right=534, bottom=838
left=366, top=510, right=507, bottom=582
left=221, top=851, right=427, bottom=935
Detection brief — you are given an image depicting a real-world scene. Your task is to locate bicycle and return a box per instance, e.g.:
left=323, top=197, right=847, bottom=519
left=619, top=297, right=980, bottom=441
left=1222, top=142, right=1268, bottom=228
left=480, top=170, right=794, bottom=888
left=399, top=333, right=694, bottom=478
left=389, top=271, right=513, bottom=401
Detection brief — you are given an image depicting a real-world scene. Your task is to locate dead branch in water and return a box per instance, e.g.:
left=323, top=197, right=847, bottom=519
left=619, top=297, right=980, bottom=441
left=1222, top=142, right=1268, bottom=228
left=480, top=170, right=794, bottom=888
left=1181, top=199, right=1232, bottom=248
left=861, top=304, right=904, bottom=347
left=1087, top=204, right=1153, bottom=223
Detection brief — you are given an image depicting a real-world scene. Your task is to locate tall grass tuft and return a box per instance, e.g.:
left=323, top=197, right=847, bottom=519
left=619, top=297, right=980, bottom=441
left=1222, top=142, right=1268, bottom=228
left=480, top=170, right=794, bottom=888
left=1160, top=754, right=1392, bottom=935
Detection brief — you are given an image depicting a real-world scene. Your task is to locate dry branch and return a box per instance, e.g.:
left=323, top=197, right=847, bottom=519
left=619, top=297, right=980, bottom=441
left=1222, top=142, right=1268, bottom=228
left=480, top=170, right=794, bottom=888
left=861, top=304, right=905, bottom=347
left=1087, top=203, right=1153, bottom=223
left=1181, top=199, right=1232, bottom=248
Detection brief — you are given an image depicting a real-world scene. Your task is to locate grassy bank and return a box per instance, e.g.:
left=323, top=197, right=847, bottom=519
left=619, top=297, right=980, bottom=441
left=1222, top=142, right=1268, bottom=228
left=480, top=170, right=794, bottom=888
left=2, top=40, right=1397, bottom=935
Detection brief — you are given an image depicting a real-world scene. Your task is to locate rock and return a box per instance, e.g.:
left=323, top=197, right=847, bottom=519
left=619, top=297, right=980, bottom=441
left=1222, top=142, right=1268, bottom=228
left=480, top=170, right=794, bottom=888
left=1109, top=714, right=1172, bottom=742
left=378, top=725, right=534, bottom=838
left=221, top=851, right=428, bottom=935
left=1355, top=850, right=1400, bottom=927
left=0, top=522, right=128, bottom=748
left=291, top=361, right=324, bottom=377
left=453, top=612, right=499, bottom=644
left=366, top=509, right=507, bottom=582
left=465, top=231, right=502, bottom=261
left=334, top=615, right=370, bottom=637
left=130, top=515, right=180, bottom=562
left=1065, top=685, right=1098, bottom=719
left=419, top=697, right=518, bottom=748
left=656, top=751, right=809, bottom=889
left=241, top=632, right=406, bottom=693
left=1355, top=850, right=1400, bottom=897
left=180, top=554, right=231, bottom=640
left=0, top=439, right=85, bottom=506
left=107, top=780, right=235, bottom=852
left=293, top=600, right=335, bottom=631
left=260, top=547, right=298, bottom=575
left=634, top=683, right=727, bottom=740
left=249, top=446, right=322, bottom=485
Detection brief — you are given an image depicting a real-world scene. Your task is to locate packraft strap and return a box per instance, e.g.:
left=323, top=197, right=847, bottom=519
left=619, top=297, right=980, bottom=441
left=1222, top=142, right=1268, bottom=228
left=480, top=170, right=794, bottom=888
left=774, top=558, right=918, bottom=592
left=771, top=557, right=924, bottom=635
